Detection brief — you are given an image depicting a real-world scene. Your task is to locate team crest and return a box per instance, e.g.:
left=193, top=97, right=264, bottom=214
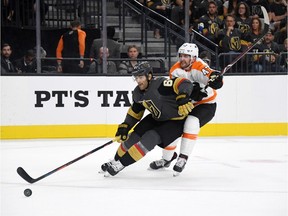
left=141, top=100, right=161, bottom=118
left=209, top=23, right=219, bottom=34
left=229, top=37, right=241, bottom=50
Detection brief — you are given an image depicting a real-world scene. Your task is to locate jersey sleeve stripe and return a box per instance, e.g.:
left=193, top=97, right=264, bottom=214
left=173, top=77, right=186, bottom=94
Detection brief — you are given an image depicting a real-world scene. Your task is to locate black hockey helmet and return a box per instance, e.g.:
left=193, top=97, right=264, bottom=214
left=132, top=61, right=153, bottom=77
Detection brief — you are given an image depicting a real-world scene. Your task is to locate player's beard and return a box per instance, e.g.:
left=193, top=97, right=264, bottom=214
left=180, top=60, right=192, bottom=71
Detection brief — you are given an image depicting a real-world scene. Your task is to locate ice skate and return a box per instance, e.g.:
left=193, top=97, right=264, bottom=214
left=149, top=152, right=177, bottom=170
left=173, top=156, right=187, bottom=177
left=105, top=160, right=125, bottom=176
left=99, top=159, right=116, bottom=173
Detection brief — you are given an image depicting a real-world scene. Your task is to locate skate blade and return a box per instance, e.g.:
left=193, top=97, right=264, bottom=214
left=147, top=167, right=166, bottom=171
left=104, top=172, right=112, bottom=177
left=173, top=171, right=180, bottom=177
left=98, top=169, right=106, bottom=174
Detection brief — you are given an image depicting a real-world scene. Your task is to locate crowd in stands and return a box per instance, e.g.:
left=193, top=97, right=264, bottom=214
left=146, top=0, right=287, bottom=72
left=1, top=0, right=287, bottom=74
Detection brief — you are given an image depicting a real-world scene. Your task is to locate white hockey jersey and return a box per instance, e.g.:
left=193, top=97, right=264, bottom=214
left=169, top=58, right=217, bottom=106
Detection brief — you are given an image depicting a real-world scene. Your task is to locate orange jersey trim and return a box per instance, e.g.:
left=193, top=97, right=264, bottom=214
left=164, top=145, right=177, bottom=150
left=194, top=89, right=217, bottom=105
left=169, top=62, right=181, bottom=78
left=182, top=133, right=198, bottom=140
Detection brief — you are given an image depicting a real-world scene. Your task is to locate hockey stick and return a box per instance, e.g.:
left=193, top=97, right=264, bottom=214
left=219, top=6, right=270, bottom=76
left=17, top=139, right=116, bottom=184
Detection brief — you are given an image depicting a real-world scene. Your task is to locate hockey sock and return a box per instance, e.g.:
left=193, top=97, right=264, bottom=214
left=162, top=138, right=178, bottom=161
left=120, top=130, right=161, bottom=166
left=114, top=132, right=141, bottom=161
left=180, top=116, right=200, bottom=156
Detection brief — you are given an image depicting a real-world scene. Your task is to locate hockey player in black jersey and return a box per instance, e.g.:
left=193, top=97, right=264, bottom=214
left=100, top=61, right=195, bottom=176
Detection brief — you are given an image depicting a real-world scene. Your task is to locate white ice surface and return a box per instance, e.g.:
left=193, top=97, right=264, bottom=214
left=1, top=137, right=287, bottom=216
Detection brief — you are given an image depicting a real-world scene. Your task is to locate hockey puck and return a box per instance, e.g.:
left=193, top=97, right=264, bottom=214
left=24, top=188, right=32, bottom=197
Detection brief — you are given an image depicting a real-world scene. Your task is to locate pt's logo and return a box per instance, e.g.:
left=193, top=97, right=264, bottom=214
left=34, top=90, right=131, bottom=108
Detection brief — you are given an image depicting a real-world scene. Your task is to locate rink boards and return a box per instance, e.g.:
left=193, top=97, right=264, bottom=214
left=0, top=75, right=287, bottom=139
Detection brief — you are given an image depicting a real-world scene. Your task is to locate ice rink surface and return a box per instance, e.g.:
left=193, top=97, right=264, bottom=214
left=1, top=136, right=287, bottom=216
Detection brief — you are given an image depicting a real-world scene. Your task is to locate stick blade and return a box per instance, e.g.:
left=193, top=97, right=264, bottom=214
left=17, top=167, right=36, bottom=184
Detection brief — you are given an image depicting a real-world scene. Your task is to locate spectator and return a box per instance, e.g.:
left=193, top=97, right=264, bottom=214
left=118, top=45, right=140, bottom=74
left=56, top=20, right=86, bottom=74
left=279, top=38, right=288, bottom=71
left=33, top=46, right=47, bottom=58
left=254, top=29, right=283, bottom=72
left=270, top=0, right=287, bottom=32
left=14, top=49, right=37, bottom=73
left=235, top=2, right=252, bottom=34
left=217, top=14, right=249, bottom=52
left=88, top=47, right=117, bottom=74
left=147, top=0, right=172, bottom=38
left=246, top=17, right=263, bottom=71
left=197, top=1, right=223, bottom=45
left=170, top=0, right=184, bottom=28
left=19, top=0, right=48, bottom=26
left=33, top=46, right=57, bottom=73
left=1, top=0, right=15, bottom=24
left=223, top=0, right=239, bottom=17
left=1, top=43, right=16, bottom=73
left=198, top=0, right=224, bottom=19
left=246, top=0, right=271, bottom=19
left=217, top=14, right=249, bottom=71
left=89, top=26, right=121, bottom=61
left=247, top=17, right=263, bottom=43
left=274, top=18, right=287, bottom=44
left=170, top=0, right=197, bottom=28
left=199, top=50, right=212, bottom=66
left=171, top=0, right=197, bottom=49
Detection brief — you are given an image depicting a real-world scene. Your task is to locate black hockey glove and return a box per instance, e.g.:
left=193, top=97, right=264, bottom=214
left=176, top=93, right=194, bottom=116
left=115, top=122, right=129, bottom=142
left=190, top=82, right=208, bottom=101
left=208, top=71, right=223, bottom=89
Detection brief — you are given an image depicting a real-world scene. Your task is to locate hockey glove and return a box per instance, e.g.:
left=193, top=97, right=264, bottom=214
left=208, top=71, right=223, bottom=89
left=176, top=93, right=194, bottom=116
left=190, top=82, right=208, bottom=101
left=115, top=122, right=129, bottom=142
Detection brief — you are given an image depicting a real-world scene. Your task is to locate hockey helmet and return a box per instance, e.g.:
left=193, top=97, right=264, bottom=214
left=178, top=43, right=199, bottom=58
left=132, top=61, right=153, bottom=77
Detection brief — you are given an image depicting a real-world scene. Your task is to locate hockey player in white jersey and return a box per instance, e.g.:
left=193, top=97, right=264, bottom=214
left=149, top=43, right=224, bottom=176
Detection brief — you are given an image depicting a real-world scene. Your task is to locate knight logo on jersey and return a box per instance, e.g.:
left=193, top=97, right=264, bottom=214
left=209, top=23, right=219, bottom=35
left=161, top=0, right=170, bottom=6
left=141, top=100, right=161, bottom=119
left=229, top=37, right=241, bottom=51
left=238, top=23, right=250, bottom=34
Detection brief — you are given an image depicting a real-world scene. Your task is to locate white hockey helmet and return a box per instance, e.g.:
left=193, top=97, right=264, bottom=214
left=178, top=43, right=199, bottom=58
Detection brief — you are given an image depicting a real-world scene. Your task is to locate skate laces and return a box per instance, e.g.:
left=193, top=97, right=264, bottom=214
left=102, top=159, right=115, bottom=169
left=175, top=157, right=186, bottom=168
left=110, top=160, right=124, bottom=171
left=154, top=159, right=166, bottom=167
left=106, top=159, right=115, bottom=166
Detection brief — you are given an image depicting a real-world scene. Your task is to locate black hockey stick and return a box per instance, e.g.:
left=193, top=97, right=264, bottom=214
left=17, top=139, right=116, bottom=184
left=219, top=6, right=270, bottom=76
